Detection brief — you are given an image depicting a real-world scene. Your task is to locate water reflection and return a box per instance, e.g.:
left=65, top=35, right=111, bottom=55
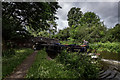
left=100, top=51, right=120, bottom=61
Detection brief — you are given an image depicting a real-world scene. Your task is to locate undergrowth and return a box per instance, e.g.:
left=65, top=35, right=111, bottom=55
left=2, top=48, right=34, bottom=79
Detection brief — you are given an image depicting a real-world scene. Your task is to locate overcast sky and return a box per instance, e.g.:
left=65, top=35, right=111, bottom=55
left=55, top=1, right=119, bottom=30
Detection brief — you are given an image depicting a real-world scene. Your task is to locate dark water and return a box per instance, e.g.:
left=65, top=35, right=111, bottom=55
left=99, top=51, right=120, bottom=70
left=99, top=51, right=120, bottom=61
left=98, top=52, right=120, bottom=80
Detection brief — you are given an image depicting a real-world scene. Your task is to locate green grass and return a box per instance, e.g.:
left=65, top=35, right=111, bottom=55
left=26, top=49, right=100, bottom=79
left=2, top=48, right=34, bottom=79
left=26, top=50, right=77, bottom=78
left=56, top=50, right=100, bottom=80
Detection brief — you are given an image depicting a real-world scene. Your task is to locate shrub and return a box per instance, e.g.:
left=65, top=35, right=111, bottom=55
left=26, top=50, right=76, bottom=78
left=56, top=50, right=100, bottom=79
left=89, top=42, right=120, bottom=53
left=26, top=49, right=100, bottom=79
left=2, top=48, right=15, bottom=57
left=2, top=48, right=33, bottom=79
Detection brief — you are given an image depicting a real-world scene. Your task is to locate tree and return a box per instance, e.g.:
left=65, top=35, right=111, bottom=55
left=103, top=23, right=120, bottom=42
left=27, top=21, right=58, bottom=37
left=88, top=24, right=107, bottom=42
left=80, top=12, right=101, bottom=27
left=113, top=24, right=120, bottom=41
left=55, top=27, right=70, bottom=40
left=47, top=21, right=57, bottom=38
left=67, top=7, right=83, bottom=27
left=2, top=15, right=31, bottom=41
left=2, top=2, right=61, bottom=41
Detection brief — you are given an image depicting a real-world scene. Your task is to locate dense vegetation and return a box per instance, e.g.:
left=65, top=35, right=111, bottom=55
left=54, top=7, right=120, bottom=43
left=89, top=42, right=120, bottom=53
left=26, top=50, right=100, bottom=79
left=2, top=2, right=62, bottom=79
left=26, top=50, right=72, bottom=78
left=2, top=2, right=61, bottom=46
left=2, top=48, right=33, bottom=79
left=2, top=2, right=120, bottom=79
left=2, top=2, right=120, bottom=46
left=60, top=40, right=120, bottom=54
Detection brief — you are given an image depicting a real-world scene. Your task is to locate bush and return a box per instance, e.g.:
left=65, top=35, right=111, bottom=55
left=2, top=48, right=34, bottom=79
left=89, top=42, right=120, bottom=53
left=2, top=48, right=15, bottom=57
left=56, top=50, right=100, bottom=79
left=26, top=49, right=100, bottom=79
left=26, top=49, right=75, bottom=78
left=60, top=40, right=82, bottom=45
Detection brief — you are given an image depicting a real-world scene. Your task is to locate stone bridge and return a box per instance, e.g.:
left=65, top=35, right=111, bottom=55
left=16, top=37, right=59, bottom=48
left=30, top=37, right=59, bottom=44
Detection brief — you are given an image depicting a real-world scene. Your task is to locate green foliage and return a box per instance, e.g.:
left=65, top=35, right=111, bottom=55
left=60, top=40, right=82, bottom=45
left=67, top=7, right=83, bottom=27
left=80, top=12, right=101, bottom=27
left=103, top=24, right=120, bottom=42
left=26, top=50, right=75, bottom=78
left=67, top=7, right=101, bottom=28
left=26, top=49, right=100, bottom=79
left=55, top=7, right=107, bottom=42
left=55, top=27, right=70, bottom=40
left=57, top=23, right=106, bottom=43
left=60, top=40, right=74, bottom=45
left=89, top=42, right=120, bottom=53
left=2, top=48, right=15, bottom=57
left=2, top=15, right=31, bottom=41
left=56, top=50, right=100, bottom=79
left=26, top=21, right=58, bottom=37
left=2, top=48, right=33, bottom=79
left=2, top=2, right=61, bottom=41
left=2, top=2, right=61, bottom=31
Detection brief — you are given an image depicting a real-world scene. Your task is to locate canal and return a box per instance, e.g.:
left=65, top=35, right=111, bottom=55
left=98, top=52, right=120, bottom=80
left=100, top=51, right=120, bottom=61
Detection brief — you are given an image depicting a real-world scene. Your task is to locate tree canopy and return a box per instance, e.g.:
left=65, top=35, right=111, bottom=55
left=80, top=12, right=101, bottom=27
left=67, top=7, right=83, bottom=27
left=67, top=7, right=101, bottom=28
left=2, top=2, right=61, bottom=41
left=55, top=7, right=108, bottom=43
left=103, top=24, right=120, bottom=42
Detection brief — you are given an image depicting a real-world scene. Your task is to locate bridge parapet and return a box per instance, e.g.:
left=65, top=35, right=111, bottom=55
left=30, top=37, right=59, bottom=44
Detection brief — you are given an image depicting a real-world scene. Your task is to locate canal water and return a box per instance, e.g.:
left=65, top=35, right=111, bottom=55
left=98, top=52, right=120, bottom=80
left=100, top=51, right=120, bottom=61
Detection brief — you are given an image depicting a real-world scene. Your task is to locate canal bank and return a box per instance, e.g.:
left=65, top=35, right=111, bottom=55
left=98, top=52, right=120, bottom=80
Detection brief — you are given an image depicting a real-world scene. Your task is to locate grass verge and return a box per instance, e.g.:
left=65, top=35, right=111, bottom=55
left=26, top=50, right=76, bottom=78
left=26, top=49, right=100, bottom=79
left=2, top=48, right=34, bottom=79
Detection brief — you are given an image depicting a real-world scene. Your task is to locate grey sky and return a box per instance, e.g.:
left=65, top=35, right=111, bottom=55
left=55, top=1, right=119, bottom=30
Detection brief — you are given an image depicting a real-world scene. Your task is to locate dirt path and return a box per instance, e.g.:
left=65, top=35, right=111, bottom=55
left=4, top=51, right=38, bottom=80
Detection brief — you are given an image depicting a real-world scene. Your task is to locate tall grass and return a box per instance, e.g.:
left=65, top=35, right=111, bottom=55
left=26, top=50, right=75, bottom=78
left=56, top=50, right=100, bottom=80
left=26, top=49, right=100, bottom=79
left=2, top=48, right=34, bottom=79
